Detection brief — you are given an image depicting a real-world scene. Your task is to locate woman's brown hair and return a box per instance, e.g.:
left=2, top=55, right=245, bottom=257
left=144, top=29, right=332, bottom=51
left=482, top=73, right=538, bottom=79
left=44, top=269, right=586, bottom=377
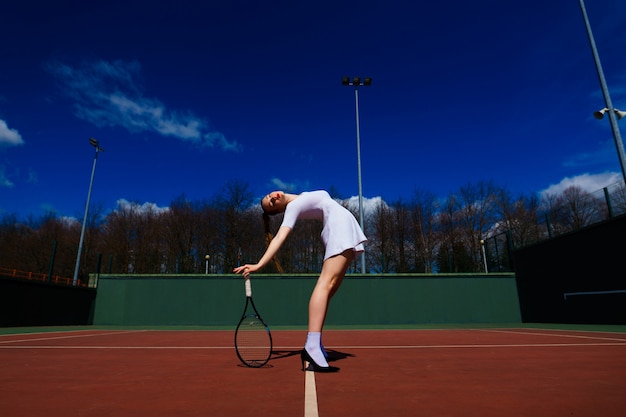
left=263, top=211, right=284, bottom=273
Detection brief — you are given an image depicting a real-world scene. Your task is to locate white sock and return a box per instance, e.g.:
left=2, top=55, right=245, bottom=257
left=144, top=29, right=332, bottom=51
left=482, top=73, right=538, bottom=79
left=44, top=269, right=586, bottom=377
left=305, top=332, right=329, bottom=367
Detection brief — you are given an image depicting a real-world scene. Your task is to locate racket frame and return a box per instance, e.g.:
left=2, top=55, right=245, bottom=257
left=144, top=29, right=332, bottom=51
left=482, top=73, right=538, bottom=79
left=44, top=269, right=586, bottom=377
left=234, top=278, right=273, bottom=368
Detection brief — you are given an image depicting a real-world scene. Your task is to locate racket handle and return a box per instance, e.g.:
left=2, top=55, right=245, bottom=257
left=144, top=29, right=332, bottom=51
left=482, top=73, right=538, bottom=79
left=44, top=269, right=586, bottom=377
left=244, top=277, right=252, bottom=297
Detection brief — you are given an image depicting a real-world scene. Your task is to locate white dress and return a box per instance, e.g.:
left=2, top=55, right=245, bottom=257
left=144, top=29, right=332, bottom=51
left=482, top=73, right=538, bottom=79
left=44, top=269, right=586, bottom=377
left=280, top=190, right=367, bottom=260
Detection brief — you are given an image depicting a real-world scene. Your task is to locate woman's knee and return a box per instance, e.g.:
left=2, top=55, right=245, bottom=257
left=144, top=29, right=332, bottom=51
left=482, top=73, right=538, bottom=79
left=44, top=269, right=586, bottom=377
left=318, top=249, right=354, bottom=292
left=316, top=272, right=342, bottom=293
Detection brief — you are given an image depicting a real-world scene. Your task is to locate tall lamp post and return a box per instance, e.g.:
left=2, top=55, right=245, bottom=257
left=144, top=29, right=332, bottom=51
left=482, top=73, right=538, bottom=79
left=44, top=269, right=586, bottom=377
left=73, top=138, right=104, bottom=286
left=342, top=76, right=371, bottom=274
left=579, top=0, right=626, bottom=184
left=480, top=240, right=488, bottom=273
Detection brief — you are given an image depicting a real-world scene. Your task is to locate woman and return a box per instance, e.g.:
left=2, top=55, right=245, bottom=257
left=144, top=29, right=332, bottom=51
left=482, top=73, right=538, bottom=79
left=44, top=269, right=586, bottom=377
left=233, top=190, right=367, bottom=372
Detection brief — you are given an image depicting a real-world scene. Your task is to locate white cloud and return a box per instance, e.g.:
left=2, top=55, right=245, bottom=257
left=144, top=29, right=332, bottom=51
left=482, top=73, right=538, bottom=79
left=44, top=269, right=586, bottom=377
left=0, top=119, right=24, bottom=147
left=115, top=199, right=170, bottom=215
left=343, top=195, right=386, bottom=217
left=0, top=119, right=24, bottom=188
left=47, top=59, right=240, bottom=151
left=539, top=172, right=622, bottom=197
left=59, top=216, right=80, bottom=227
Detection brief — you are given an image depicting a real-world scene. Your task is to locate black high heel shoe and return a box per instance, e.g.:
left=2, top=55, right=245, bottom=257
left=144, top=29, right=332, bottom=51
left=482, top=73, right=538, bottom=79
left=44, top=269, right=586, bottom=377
left=301, top=349, right=339, bottom=373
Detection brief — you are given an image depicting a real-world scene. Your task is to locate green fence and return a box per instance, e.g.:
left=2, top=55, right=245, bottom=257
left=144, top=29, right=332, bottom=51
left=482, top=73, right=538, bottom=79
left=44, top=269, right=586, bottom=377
left=92, top=273, right=521, bottom=326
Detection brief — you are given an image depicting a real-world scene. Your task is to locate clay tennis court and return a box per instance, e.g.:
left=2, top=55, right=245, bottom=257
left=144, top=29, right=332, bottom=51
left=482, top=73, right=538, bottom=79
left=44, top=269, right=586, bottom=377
left=1, top=327, right=625, bottom=416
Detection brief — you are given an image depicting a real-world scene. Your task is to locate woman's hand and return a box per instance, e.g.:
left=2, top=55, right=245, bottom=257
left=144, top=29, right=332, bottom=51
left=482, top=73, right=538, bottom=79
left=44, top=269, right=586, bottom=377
left=233, top=263, right=260, bottom=278
left=233, top=226, right=290, bottom=278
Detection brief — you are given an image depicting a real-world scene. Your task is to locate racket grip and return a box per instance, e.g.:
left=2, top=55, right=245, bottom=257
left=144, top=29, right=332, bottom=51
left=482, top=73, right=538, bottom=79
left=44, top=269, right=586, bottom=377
left=244, top=277, right=252, bottom=297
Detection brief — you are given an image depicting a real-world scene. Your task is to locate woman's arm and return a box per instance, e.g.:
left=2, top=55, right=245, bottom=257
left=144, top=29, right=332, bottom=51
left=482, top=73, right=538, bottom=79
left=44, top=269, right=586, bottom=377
left=233, top=226, right=291, bottom=277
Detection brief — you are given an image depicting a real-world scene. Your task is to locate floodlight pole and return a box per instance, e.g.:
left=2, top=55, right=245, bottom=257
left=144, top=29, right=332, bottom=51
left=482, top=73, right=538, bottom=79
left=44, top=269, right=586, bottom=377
left=342, top=76, right=371, bottom=273
left=73, top=138, right=104, bottom=286
left=579, top=0, right=626, bottom=183
left=480, top=240, right=488, bottom=273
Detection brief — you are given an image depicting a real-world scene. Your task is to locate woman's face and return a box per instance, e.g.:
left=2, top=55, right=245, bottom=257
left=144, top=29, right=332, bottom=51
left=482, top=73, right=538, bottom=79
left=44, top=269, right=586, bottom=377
left=261, top=191, right=286, bottom=214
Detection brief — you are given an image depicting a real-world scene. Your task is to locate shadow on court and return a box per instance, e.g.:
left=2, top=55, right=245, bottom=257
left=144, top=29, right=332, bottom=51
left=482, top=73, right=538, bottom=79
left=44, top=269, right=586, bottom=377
left=271, top=348, right=355, bottom=363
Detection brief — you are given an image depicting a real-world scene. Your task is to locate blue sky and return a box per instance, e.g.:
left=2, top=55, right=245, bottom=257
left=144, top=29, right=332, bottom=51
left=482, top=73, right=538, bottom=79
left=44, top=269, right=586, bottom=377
left=1, top=0, right=625, bottom=220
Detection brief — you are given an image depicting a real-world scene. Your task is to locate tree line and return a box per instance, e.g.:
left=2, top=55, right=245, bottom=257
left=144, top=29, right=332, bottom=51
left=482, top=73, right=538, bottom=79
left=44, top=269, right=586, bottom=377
left=1, top=179, right=624, bottom=285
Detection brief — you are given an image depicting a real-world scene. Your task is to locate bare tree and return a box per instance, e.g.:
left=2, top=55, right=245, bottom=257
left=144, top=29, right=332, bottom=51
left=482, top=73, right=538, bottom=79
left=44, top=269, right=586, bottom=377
left=541, top=185, right=605, bottom=235
left=436, top=182, right=500, bottom=272
left=3, top=178, right=623, bottom=278
left=564, top=186, right=605, bottom=229
left=162, top=196, right=198, bottom=273
left=391, top=199, right=410, bottom=273
left=35, top=215, right=79, bottom=278
left=0, top=213, right=25, bottom=269
left=101, top=203, right=140, bottom=274
left=217, top=180, right=257, bottom=271
left=409, top=190, right=440, bottom=273
left=281, top=216, right=324, bottom=273
left=494, top=189, right=543, bottom=247
left=437, top=193, right=467, bottom=272
left=195, top=202, right=224, bottom=274
left=369, top=199, right=395, bottom=273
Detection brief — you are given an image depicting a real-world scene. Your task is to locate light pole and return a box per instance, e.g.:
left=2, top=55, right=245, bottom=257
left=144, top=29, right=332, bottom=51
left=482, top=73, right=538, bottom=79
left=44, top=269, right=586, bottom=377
left=73, top=138, right=104, bottom=286
left=594, top=107, right=625, bottom=182
left=205, top=255, right=210, bottom=274
left=480, top=240, right=488, bottom=273
left=579, top=0, right=626, bottom=184
left=342, top=76, right=371, bottom=274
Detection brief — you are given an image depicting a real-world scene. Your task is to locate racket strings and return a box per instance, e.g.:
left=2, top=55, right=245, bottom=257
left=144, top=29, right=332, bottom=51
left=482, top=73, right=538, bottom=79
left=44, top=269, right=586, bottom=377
left=235, top=315, right=271, bottom=366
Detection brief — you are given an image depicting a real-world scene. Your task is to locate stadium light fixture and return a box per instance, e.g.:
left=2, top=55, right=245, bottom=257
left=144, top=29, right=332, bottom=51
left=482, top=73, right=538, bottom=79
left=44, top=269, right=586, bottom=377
left=73, top=138, right=104, bottom=286
left=594, top=107, right=626, bottom=120
left=579, top=0, right=626, bottom=184
left=342, top=75, right=372, bottom=274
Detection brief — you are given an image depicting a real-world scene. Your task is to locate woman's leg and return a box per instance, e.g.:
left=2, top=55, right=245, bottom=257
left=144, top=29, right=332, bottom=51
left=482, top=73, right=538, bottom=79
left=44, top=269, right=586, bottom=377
left=308, top=249, right=355, bottom=332
left=303, top=250, right=355, bottom=368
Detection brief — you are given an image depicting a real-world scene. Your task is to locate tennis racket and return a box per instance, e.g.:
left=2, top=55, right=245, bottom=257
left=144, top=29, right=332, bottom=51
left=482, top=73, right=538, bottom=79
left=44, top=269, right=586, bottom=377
left=234, top=277, right=272, bottom=368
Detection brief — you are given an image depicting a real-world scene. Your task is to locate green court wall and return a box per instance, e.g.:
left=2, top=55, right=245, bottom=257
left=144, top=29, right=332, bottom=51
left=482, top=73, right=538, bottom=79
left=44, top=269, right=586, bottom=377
left=93, top=273, right=520, bottom=326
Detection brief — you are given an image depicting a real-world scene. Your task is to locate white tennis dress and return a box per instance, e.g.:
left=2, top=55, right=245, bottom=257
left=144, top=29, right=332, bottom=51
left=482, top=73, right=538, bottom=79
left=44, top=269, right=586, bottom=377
left=280, top=190, right=367, bottom=260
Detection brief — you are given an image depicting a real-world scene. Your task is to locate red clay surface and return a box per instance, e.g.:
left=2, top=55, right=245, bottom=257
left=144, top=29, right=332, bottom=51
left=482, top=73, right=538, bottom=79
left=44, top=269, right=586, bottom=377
left=1, top=328, right=625, bottom=416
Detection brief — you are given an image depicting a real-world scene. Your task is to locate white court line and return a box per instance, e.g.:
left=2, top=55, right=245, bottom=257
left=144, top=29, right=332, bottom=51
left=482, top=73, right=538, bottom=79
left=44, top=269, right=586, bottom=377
left=0, top=330, right=148, bottom=345
left=0, top=345, right=232, bottom=349
left=304, top=365, right=319, bottom=417
left=5, top=343, right=626, bottom=350
left=2, top=341, right=625, bottom=350
left=327, top=342, right=626, bottom=349
left=481, top=328, right=626, bottom=343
